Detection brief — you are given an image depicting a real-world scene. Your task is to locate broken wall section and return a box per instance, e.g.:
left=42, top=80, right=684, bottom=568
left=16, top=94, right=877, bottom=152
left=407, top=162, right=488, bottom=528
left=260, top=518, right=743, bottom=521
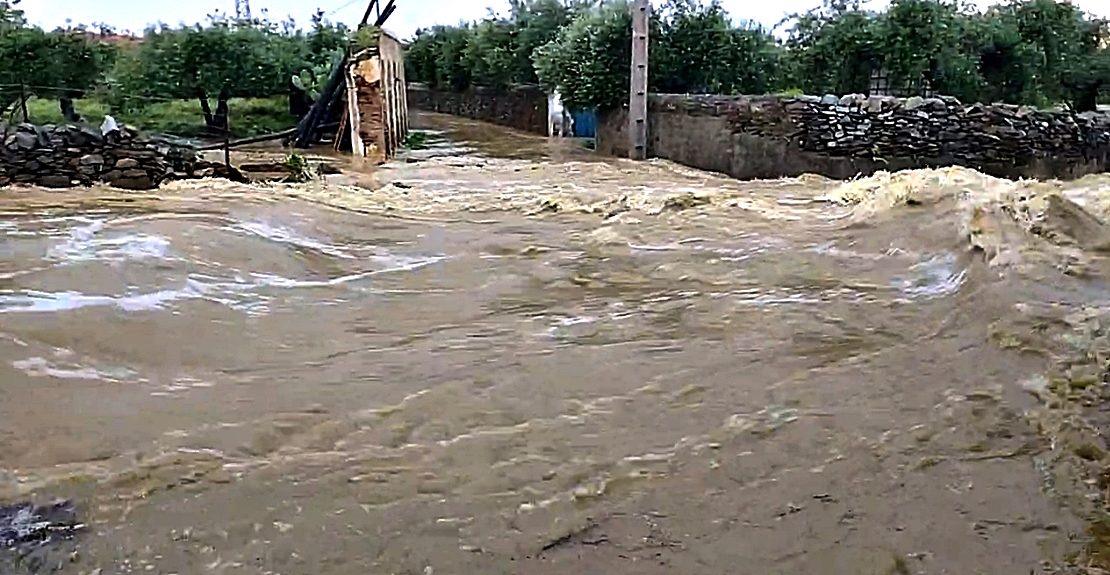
left=340, top=29, right=409, bottom=163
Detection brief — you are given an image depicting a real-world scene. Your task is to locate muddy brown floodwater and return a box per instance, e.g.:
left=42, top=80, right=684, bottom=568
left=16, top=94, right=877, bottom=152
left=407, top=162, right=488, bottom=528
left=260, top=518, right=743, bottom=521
left=8, top=112, right=1110, bottom=574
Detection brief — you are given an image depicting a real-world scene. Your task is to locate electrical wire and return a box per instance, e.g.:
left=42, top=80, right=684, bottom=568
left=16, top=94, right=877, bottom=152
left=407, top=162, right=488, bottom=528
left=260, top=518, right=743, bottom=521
left=324, top=0, right=365, bottom=17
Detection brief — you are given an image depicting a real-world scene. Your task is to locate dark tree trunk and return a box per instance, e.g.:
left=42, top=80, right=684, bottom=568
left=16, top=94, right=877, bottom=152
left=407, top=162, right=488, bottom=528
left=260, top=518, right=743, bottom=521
left=213, top=86, right=230, bottom=133
left=289, top=82, right=312, bottom=119
left=59, top=97, right=82, bottom=123
left=19, top=85, right=28, bottom=123
left=198, top=94, right=215, bottom=127
left=198, top=89, right=230, bottom=134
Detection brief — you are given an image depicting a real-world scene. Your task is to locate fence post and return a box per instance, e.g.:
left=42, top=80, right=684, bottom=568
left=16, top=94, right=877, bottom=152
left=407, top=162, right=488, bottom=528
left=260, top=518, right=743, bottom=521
left=19, top=84, right=28, bottom=123
left=224, top=108, right=231, bottom=170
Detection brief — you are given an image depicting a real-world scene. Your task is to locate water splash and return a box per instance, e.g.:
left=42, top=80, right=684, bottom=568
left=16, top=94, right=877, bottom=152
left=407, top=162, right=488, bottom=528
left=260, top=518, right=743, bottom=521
left=894, top=254, right=966, bottom=298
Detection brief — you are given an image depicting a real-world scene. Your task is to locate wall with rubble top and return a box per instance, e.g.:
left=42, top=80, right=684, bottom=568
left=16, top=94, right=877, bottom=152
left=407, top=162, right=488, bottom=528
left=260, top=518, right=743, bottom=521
left=0, top=122, right=202, bottom=190
left=596, top=93, right=1110, bottom=181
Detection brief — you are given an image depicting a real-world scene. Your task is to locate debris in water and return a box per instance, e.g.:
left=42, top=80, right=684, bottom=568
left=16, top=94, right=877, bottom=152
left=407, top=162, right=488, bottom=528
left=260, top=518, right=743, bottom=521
left=0, top=500, right=84, bottom=573
left=662, top=192, right=711, bottom=211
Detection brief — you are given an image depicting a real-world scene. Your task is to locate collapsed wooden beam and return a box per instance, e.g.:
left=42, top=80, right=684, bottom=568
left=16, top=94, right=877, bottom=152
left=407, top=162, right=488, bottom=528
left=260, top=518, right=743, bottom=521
left=359, top=0, right=379, bottom=28
left=374, top=0, right=396, bottom=27
left=197, top=127, right=296, bottom=150
left=293, top=55, right=347, bottom=148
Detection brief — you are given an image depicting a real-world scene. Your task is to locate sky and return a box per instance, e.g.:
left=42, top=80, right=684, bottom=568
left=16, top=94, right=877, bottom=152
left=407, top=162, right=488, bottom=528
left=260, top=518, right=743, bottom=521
left=15, top=0, right=1110, bottom=40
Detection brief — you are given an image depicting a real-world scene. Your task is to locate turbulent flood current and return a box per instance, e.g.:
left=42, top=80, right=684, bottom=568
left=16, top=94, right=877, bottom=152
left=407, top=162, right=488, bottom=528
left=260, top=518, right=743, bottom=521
left=6, top=113, right=1110, bottom=574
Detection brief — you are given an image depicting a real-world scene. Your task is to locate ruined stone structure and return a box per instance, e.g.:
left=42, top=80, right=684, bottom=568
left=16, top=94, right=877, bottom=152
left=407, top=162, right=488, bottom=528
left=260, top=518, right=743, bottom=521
left=341, top=28, right=409, bottom=163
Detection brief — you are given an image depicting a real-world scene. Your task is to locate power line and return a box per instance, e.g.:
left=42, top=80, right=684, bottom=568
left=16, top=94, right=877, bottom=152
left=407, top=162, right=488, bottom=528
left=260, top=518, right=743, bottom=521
left=235, top=0, right=252, bottom=20
left=325, top=0, right=364, bottom=17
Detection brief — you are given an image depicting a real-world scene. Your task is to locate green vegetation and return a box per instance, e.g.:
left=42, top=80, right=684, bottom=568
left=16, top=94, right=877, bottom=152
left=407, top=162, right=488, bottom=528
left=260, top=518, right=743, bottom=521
left=281, top=152, right=319, bottom=182
left=0, top=0, right=348, bottom=137
left=406, top=0, right=1110, bottom=113
left=403, top=130, right=431, bottom=149
left=24, top=96, right=293, bottom=138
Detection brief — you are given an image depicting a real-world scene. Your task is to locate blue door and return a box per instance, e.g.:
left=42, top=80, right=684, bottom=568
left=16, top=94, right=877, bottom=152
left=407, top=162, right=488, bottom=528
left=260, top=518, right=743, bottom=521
left=571, top=110, right=596, bottom=138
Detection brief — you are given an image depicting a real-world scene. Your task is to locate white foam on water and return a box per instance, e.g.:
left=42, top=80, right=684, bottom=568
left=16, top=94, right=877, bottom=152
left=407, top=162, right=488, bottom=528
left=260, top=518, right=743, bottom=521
left=9, top=356, right=137, bottom=381
left=226, top=221, right=354, bottom=260
left=0, top=251, right=449, bottom=315
left=894, top=254, right=967, bottom=298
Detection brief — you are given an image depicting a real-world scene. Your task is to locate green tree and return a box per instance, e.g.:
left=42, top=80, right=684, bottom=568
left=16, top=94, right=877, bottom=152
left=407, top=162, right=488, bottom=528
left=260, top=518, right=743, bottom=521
left=533, top=1, right=632, bottom=110
left=116, top=16, right=338, bottom=132
left=406, top=1, right=583, bottom=91
left=464, top=17, right=517, bottom=89
left=508, top=0, right=584, bottom=85
left=877, top=0, right=981, bottom=100
left=416, top=0, right=1110, bottom=111
left=405, top=28, right=441, bottom=85
left=0, top=1, right=116, bottom=122
left=964, top=6, right=1038, bottom=104
left=653, top=0, right=783, bottom=95
left=434, top=25, right=476, bottom=91
left=783, top=0, right=882, bottom=95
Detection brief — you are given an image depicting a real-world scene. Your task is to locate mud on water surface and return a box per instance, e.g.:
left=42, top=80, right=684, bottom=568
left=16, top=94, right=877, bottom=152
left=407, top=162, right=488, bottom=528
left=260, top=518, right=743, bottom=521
left=6, top=112, right=1110, bottom=573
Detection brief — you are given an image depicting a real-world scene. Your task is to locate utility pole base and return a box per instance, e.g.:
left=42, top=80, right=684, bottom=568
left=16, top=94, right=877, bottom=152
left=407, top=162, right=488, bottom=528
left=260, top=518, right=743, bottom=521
left=629, top=0, right=649, bottom=161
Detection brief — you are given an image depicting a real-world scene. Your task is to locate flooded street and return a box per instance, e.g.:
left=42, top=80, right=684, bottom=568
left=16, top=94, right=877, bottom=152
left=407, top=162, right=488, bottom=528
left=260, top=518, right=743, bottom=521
left=6, top=112, right=1110, bottom=573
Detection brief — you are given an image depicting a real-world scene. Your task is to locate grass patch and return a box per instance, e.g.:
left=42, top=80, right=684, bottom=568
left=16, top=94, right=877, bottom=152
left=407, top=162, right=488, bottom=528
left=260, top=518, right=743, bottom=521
left=21, top=96, right=296, bottom=139
left=403, top=130, right=430, bottom=150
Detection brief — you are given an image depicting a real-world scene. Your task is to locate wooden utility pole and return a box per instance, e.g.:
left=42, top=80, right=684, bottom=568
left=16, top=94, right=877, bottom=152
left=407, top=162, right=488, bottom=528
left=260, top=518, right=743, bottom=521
left=629, top=0, right=649, bottom=161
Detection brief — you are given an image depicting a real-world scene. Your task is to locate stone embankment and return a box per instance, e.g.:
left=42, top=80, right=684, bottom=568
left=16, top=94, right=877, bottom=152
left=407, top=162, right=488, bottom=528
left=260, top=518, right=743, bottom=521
left=0, top=123, right=212, bottom=190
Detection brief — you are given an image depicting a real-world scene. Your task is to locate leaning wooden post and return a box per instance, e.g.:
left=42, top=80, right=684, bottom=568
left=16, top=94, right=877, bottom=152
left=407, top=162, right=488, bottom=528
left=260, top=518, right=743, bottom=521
left=629, top=0, right=649, bottom=161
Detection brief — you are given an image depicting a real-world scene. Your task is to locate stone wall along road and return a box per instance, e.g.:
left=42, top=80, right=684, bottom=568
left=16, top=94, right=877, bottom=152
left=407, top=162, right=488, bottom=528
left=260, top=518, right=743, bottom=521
left=406, top=83, right=549, bottom=136
left=596, top=93, right=1110, bottom=181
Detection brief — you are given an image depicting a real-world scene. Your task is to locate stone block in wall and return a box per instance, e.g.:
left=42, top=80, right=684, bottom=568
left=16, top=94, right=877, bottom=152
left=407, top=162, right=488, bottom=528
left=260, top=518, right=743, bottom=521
left=38, top=175, right=73, bottom=188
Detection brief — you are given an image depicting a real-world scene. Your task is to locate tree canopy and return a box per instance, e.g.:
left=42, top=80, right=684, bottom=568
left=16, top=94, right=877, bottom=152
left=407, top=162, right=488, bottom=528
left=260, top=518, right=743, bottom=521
left=406, top=0, right=1110, bottom=113
left=0, top=1, right=117, bottom=116
left=0, top=1, right=350, bottom=131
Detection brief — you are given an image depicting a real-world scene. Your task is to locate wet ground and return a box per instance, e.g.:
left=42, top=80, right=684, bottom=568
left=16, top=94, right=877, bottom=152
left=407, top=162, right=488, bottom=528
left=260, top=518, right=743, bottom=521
left=4, top=112, right=1110, bottom=573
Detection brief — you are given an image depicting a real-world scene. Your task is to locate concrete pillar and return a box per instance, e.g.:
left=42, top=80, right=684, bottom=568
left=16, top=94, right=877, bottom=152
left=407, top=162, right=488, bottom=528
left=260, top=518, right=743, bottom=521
left=629, top=0, right=649, bottom=160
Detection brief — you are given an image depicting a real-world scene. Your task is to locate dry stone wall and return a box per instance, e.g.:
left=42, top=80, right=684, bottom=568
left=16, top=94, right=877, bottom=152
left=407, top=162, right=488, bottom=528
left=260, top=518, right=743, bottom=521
left=406, top=84, right=549, bottom=136
left=748, top=94, right=1110, bottom=165
left=597, top=93, right=1110, bottom=181
left=0, top=123, right=203, bottom=190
